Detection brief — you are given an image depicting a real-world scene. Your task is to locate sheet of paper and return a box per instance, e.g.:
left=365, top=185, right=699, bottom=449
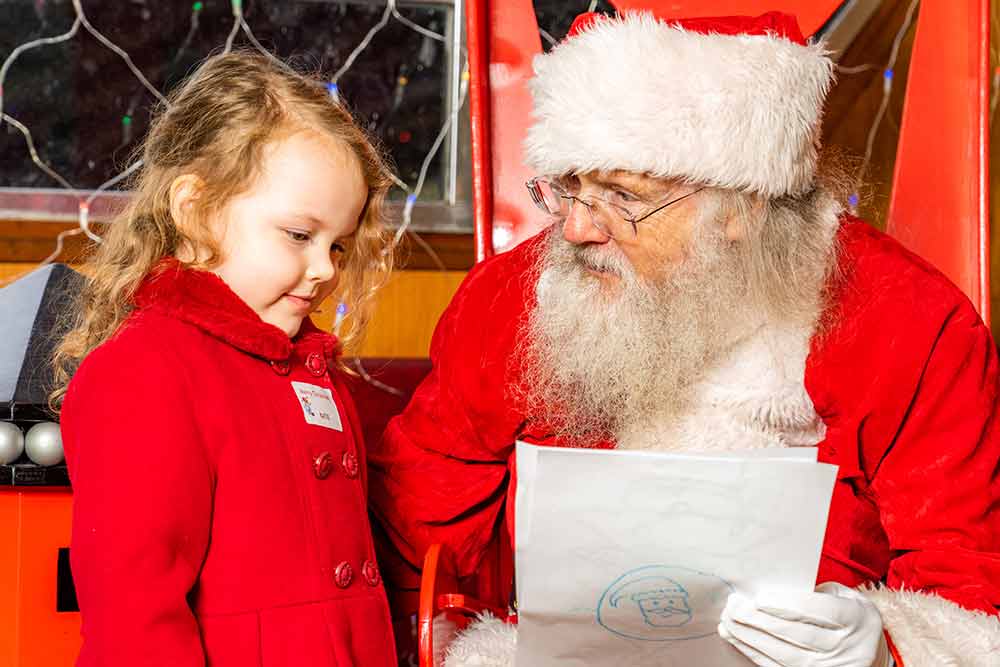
left=514, top=443, right=837, bottom=667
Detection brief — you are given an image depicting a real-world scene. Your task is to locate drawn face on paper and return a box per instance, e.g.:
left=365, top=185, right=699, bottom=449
left=598, top=565, right=732, bottom=641
left=631, top=586, right=692, bottom=627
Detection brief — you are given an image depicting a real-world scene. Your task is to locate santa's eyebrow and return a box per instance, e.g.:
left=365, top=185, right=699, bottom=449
left=590, top=175, right=647, bottom=192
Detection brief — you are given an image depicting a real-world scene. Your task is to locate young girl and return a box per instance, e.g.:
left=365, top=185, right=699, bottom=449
left=53, top=52, right=396, bottom=667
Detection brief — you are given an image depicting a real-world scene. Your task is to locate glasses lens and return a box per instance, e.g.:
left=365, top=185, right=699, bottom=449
left=588, top=199, right=636, bottom=239
left=528, top=179, right=566, bottom=216
left=601, top=199, right=635, bottom=239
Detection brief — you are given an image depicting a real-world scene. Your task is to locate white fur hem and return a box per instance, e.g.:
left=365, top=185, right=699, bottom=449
left=524, top=12, right=834, bottom=197
left=442, top=613, right=516, bottom=667
left=861, top=585, right=1000, bottom=666
left=440, top=589, right=1000, bottom=667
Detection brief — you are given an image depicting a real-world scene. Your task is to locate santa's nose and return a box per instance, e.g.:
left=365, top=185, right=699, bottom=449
left=562, top=203, right=610, bottom=246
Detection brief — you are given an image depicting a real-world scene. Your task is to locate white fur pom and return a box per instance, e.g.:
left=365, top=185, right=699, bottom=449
left=861, top=584, right=1000, bottom=666
left=442, top=613, right=517, bottom=667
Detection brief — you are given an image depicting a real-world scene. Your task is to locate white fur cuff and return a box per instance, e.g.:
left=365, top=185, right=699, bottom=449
left=442, top=613, right=516, bottom=667
left=862, top=585, right=1000, bottom=666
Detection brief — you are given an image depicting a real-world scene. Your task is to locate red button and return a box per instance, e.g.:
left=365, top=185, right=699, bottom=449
left=270, top=359, right=291, bottom=376
left=305, top=353, right=327, bottom=377
left=362, top=560, right=381, bottom=587
left=313, top=452, right=334, bottom=480
left=334, top=561, right=353, bottom=588
left=341, top=451, right=359, bottom=479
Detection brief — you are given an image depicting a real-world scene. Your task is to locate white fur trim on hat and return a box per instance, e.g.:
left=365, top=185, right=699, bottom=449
left=524, top=13, right=835, bottom=197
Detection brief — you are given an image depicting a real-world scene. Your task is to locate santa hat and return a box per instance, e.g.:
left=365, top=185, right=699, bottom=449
left=524, top=11, right=834, bottom=198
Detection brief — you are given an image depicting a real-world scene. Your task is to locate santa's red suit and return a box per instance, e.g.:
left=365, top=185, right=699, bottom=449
left=370, top=219, right=1000, bottom=666
left=370, top=9, right=1000, bottom=666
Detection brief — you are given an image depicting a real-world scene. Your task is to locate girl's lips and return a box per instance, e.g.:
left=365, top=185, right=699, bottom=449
left=284, top=294, right=313, bottom=311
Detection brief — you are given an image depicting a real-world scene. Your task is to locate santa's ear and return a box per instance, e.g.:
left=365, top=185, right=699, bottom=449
left=723, top=193, right=765, bottom=242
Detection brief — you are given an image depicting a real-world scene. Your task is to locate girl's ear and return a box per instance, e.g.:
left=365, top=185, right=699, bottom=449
left=169, top=174, right=204, bottom=232
left=169, top=174, right=211, bottom=263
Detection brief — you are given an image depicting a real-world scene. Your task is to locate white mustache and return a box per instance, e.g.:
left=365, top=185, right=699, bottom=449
left=573, top=245, right=630, bottom=278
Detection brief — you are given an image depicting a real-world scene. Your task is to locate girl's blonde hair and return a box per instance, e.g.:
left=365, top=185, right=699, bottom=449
left=51, top=51, right=394, bottom=409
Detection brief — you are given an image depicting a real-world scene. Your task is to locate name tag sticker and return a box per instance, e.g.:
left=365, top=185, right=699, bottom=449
left=291, top=381, right=343, bottom=431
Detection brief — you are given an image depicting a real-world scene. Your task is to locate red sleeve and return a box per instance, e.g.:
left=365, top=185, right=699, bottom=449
left=871, top=299, right=1000, bottom=615
left=368, top=251, right=533, bottom=589
left=62, top=340, right=214, bottom=666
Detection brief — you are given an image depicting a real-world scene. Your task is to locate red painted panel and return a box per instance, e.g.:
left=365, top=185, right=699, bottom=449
left=887, top=1, right=991, bottom=320
left=0, top=492, right=19, bottom=667
left=609, top=1, right=842, bottom=37
left=467, top=0, right=496, bottom=261
left=0, top=488, right=79, bottom=667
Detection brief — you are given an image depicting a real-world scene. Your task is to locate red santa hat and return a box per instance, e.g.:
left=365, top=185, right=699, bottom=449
left=524, top=11, right=834, bottom=198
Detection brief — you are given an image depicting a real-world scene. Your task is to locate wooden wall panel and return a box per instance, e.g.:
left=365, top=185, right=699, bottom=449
left=0, top=262, right=465, bottom=359
left=314, top=270, right=467, bottom=358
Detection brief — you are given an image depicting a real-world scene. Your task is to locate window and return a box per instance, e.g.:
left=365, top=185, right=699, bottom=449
left=0, top=0, right=470, bottom=234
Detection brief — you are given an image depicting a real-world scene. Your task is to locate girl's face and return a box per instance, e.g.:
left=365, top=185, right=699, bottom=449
left=210, top=130, right=367, bottom=337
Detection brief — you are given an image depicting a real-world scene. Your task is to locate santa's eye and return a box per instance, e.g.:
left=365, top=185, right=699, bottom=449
left=611, top=189, right=641, bottom=204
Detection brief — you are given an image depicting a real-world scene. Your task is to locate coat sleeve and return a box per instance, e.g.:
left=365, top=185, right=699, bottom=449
left=864, top=299, right=1000, bottom=664
left=62, top=341, right=214, bottom=667
left=368, top=257, right=528, bottom=590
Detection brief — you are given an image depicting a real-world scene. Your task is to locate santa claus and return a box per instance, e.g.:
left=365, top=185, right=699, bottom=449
left=369, top=10, right=1000, bottom=667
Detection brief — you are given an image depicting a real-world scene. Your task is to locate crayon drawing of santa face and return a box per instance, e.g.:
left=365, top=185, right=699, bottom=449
left=614, top=580, right=693, bottom=627
left=597, top=565, right=732, bottom=641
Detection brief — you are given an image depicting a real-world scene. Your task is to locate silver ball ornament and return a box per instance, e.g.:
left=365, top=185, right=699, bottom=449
left=24, top=422, right=64, bottom=467
left=0, top=422, right=25, bottom=465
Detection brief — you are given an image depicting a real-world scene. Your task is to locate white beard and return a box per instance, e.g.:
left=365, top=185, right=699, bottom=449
left=516, top=195, right=840, bottom=447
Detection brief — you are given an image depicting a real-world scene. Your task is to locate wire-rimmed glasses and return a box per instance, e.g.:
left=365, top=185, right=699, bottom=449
left=526, top=176, right=704, bottom=240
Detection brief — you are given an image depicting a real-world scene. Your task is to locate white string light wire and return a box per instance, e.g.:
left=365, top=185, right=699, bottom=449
left=3, top=1, right=468, bottom=396
left=853, top=0, right=920, bottom=201
left=4, top=1, right=464, bottom=265
left=854, top=0, right=920, bottom=212
left=330, top=0, right=395, bottom=89
left=70, top=0, right=168, bottom=107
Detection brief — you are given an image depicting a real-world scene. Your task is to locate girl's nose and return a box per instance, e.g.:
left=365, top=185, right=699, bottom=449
left=306, top=251, right=336, bottom=283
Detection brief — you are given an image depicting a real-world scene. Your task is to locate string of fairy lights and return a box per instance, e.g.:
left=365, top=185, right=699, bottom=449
left=3, top=0, right=936, bottom=269
left=847, top=0, right=921, bottom=216
left=0, top=0, right=466, bottom=271
left=1, top=0, right=972, bottom=345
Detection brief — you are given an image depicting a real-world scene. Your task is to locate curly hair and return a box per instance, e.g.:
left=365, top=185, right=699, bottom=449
left=50, top=51, right=394, bottom=410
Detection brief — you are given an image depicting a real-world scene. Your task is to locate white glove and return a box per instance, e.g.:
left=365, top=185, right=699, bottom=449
left=718, top=582, right=889, bottom=667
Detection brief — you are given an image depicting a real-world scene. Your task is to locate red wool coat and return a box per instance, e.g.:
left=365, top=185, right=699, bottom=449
left=61, top=263, right=396, bottom=667
left=369, top=219, right=1000, bottom=656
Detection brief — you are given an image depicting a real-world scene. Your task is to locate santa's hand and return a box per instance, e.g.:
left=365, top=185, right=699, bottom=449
left=718, top=582, right=889, bottom=667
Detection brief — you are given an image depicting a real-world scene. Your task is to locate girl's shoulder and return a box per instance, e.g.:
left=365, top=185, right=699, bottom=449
left=69, top=309, right=202, bottom=394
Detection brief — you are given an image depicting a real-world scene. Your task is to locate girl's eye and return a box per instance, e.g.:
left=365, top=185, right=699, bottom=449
left=285, top=229, right=311, bottom=243
left=330, top=242, right=346, bottom=254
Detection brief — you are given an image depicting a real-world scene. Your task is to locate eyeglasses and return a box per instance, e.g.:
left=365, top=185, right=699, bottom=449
left=526, top=176, right=704, bottom=240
